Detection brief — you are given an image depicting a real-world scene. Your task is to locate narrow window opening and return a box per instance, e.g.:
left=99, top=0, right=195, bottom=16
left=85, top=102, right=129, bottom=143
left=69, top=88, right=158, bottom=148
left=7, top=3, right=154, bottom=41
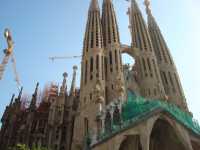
left=109, top=51, right=113, bottom=65
left=163, top=72, right=168, bottom=85
left=142, top=58, right=147, bottom=76
left=90, top=93, right=92, bottom=100
left=147, top=58, right=153, bottom=77
left=105, top=87, right=108, bottom=105
left=174, top=74, right=182, bottom=97
left=84, top=118, right=89, bottom=136
left=96, top=55, right=99, bottom=78
left=152, top=59, right=159, bottom=79
left=107, top=6, right=111, bottom=44
left=168, top=72, right=176, bottom=93
left=102, top=56, right=104, bottom=80
left=105, top=57, right=108, bottom=80
left=85, top=60, right=88, bottom=84
left=90, top=57, right=93, bottom=80
left=115, top=50, right=118, bottom=71
left=109, top=51, right=113, bottom=72
left=96, top=13, right=99, bottom=47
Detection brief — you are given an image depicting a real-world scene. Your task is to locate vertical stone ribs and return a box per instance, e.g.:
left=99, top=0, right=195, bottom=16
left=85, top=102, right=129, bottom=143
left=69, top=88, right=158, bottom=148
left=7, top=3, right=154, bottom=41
left=129, top=0, right=165, bottom=100
left=102, top=0, right=120, bottom=47
left=102, top=0, right=125, bottom=103
left=145, top=0, right=188, bottom=110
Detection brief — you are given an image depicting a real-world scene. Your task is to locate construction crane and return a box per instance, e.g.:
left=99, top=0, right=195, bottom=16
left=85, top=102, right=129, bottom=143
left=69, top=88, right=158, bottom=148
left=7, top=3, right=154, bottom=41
left=49, top=55, right=82, bottom=62
left=0, top=28, right=21, bottom=90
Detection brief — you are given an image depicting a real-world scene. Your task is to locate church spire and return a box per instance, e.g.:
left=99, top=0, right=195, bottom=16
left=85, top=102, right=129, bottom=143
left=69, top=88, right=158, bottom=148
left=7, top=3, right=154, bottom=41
left=101, top=0, right=125, bottom=103
left=60, top=72, right=68, bottom=95
left=89, top=0, right=99, bottom=11
left=16, top=87, right=23, bottom=102
left=72, top=0, right=106, bottom=147
left=102, top=0, right=120, bottom=46
left=129, top=0, right=165, bottom=99
left=29, top=82, right=39, bottom=111
left=70, top=66, right=77, bottom=96
left=144, top=0, right=188, bottom=110
left=81, top=0, right=105, bottom=90
left=9, top=94, right=15, bottom=106
left=83, top=0, right=103, bottom=53
left=130, top=0, right=153, bottom=51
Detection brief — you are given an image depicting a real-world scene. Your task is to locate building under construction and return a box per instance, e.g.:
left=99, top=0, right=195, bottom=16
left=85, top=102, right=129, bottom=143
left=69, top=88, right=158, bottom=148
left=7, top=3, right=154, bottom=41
left=0, top=66, right=79, bottom=150
left=1, top=0, right=200, bottom=150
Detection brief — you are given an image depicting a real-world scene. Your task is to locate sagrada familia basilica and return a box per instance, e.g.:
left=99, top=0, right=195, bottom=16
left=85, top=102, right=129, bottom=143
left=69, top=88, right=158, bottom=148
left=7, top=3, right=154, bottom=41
left=0, top=0, right=200, bottom=150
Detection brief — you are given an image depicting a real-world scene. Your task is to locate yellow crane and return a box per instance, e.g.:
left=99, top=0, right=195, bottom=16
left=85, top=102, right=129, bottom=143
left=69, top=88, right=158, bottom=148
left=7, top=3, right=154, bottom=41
left=0, top=28, right=21, bottom=89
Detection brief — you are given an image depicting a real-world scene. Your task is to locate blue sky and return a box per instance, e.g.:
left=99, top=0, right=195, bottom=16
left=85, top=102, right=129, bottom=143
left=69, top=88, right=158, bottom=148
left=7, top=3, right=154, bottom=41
left=0, top=0, right=199, bottom=122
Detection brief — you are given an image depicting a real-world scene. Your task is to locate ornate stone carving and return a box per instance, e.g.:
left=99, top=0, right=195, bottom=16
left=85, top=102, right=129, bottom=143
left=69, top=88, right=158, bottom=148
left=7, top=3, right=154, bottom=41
left=115, top=75, right=125, bottom=97
left=93, top=80, right=104, bottom=104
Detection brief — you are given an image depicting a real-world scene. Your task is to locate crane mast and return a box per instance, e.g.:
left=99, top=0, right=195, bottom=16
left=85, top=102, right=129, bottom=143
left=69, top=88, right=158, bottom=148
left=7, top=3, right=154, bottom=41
left=0, top=28, right=21, bottom=90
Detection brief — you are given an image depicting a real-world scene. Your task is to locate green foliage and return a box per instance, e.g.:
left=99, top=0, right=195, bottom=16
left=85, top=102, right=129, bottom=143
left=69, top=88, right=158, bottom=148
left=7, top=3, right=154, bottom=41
left=8, top=144, right=29, bottom=150
left=9, top=144, right=48, bottom=150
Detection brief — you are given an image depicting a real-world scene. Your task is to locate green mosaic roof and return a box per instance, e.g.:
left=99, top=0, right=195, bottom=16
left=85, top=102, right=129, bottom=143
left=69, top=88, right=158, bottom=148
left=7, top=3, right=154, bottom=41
left=98, top=91, right=200, bottom=142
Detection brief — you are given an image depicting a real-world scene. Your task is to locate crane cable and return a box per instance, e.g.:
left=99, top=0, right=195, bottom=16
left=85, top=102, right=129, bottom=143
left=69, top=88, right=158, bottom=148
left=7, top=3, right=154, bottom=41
left=11, top=53, right=21, bottom=90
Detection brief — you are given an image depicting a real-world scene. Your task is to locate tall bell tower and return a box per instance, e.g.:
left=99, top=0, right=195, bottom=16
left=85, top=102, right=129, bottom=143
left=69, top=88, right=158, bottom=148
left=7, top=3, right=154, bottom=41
left=101, top=0, right=125, bottom=104
left=72, top=0, right=105, bottom=149
left=144, top=0, right=188, bottom=110
left=129, top=0, right=165, bottom=99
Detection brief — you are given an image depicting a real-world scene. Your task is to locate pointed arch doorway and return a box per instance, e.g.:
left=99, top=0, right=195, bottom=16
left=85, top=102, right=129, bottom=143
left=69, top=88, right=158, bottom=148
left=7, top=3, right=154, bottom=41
left=150, top=119, right=187, bottom=150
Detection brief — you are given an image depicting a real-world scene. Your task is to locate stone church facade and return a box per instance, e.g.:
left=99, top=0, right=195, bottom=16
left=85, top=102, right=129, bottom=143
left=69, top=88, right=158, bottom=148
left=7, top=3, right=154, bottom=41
left=1, top=0, right=200, bottom=150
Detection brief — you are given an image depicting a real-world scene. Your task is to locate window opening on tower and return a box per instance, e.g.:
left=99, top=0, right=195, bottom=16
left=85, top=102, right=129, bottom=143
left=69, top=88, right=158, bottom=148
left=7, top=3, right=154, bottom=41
left=90, top=57, right=94, bottom=80
left=105, top=57, right=108, bottom=80
left=142, top=58, right=147, bottom=77
left=84, top=118, right=89, bottom=136
left=85, top=60, right=88, bottom=84
left=115, top=50, right=118, bottom=71
left=96, top=55, right=99, bottom=78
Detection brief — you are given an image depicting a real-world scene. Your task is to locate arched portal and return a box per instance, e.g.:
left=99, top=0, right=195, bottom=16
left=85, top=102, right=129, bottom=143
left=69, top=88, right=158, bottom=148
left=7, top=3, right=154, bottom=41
left=119, top=135, right=142, bottom=150
left=150, top=119, right=187, bottom=150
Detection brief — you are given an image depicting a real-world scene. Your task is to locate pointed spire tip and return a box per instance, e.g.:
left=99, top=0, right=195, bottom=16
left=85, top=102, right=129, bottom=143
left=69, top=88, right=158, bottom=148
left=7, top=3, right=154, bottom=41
left=63, top=72, right=68, bottom=78
left=103, top=0, right=112, bottom=4
left=131, top=0, right=140, bottom=11
left=144, top=0, right=152, bottom=15
left=73, top=65, right=78, bottom=71
left=89, top=0, right=100, bottom=11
